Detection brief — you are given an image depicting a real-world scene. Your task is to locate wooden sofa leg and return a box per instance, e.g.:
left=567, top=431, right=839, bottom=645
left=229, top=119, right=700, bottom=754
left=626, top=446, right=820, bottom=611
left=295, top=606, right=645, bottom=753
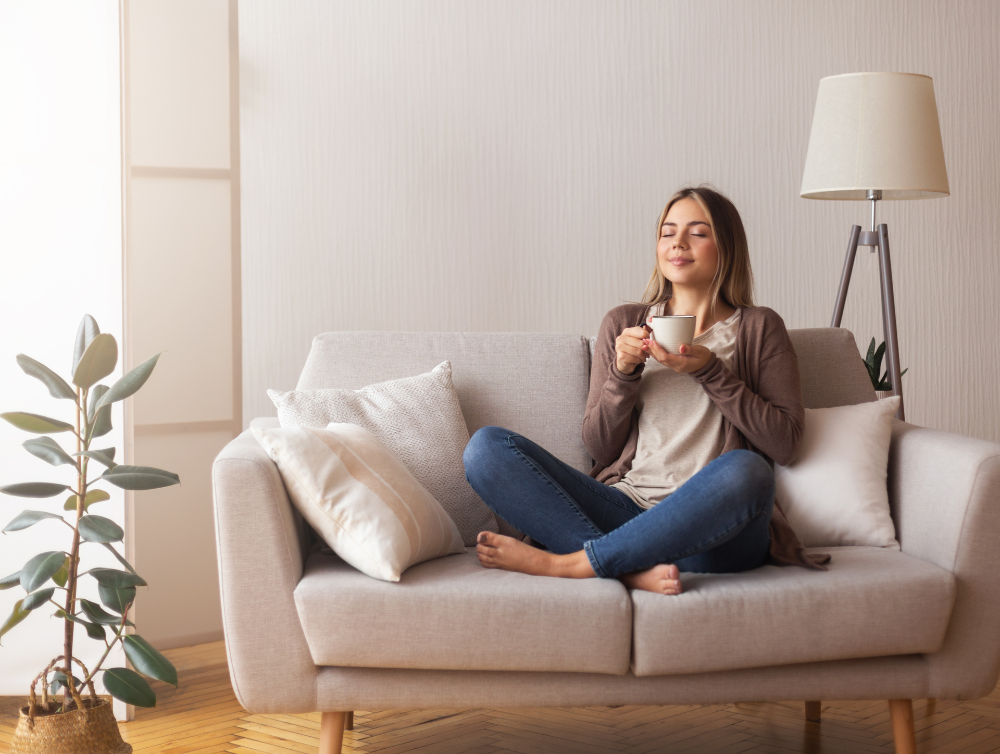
left=889, top=699, right=916, bottom=754
left=320, top=712, right=346, bottom=754
left=805, top=701, right=821, bottom=722
left=346, top=711, right=354, bottom=730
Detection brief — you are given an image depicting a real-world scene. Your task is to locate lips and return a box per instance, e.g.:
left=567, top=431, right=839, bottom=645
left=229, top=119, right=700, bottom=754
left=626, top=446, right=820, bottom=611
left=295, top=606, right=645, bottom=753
left=670, top=258, right=693, bottom=266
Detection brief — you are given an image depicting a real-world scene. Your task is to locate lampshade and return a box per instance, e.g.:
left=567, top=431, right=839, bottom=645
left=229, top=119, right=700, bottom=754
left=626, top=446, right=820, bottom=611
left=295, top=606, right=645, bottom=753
left=800, top=72, right=949, bottom=200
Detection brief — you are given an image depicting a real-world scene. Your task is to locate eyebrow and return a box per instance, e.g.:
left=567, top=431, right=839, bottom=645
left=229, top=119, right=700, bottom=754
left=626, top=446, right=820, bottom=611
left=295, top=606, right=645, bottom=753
left=662, top=221, right=710, bottom=229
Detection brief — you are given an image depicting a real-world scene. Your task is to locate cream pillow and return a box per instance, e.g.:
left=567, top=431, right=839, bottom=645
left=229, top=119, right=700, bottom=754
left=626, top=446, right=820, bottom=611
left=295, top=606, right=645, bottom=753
left=253, top=423, right=465, bottom=582
left=268, top=361, right=497, bottom=545
left=775, top=396, right=901, bottom=549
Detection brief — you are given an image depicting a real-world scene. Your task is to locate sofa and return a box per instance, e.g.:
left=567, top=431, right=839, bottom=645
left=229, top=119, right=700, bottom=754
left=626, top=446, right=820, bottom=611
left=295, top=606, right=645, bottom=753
left=212, top=327, right=1000, bottom=754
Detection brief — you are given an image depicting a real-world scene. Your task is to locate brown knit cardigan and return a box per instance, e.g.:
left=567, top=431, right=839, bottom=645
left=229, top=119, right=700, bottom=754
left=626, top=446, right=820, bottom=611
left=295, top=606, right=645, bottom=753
left=583, top=302, right=830, bottom=571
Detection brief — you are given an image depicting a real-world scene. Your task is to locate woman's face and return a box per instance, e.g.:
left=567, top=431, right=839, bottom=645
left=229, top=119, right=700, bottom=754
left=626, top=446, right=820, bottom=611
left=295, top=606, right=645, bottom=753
left=657, top=197, right=720, bottom=290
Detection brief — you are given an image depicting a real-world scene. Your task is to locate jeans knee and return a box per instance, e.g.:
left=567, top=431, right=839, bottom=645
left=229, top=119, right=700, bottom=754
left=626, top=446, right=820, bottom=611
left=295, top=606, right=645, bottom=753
left=463, top=426, right=509, bottom=481
left=728, top=450, right=775, bottom=515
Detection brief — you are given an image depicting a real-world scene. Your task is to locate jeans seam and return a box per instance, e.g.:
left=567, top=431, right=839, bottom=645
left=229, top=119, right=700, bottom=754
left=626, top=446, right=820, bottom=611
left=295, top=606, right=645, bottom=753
left=584, top=541, right=609, bottom=578
left=504, top=434, right=604, bottom=539
left=506, top=434, right=639, bottom=514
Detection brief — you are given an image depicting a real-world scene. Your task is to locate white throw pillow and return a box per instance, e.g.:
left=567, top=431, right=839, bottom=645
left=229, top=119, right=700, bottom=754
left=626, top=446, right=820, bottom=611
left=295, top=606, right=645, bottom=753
left=267, top=361, right=497, bottom=545
left=253, top=424, right=465, bottom=582
left=774, top=396, right=901, bottom=549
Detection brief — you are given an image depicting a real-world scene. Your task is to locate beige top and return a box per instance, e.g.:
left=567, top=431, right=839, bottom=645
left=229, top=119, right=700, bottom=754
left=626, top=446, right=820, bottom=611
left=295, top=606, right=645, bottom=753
left=612, top=305, right=742, bottom=509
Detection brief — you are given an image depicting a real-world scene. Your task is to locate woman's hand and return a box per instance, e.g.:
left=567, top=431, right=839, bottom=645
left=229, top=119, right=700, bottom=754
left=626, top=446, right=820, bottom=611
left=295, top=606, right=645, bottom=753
left=614, top=325, right=651, bottom=374
left=642, top=336, right=714, bottom=374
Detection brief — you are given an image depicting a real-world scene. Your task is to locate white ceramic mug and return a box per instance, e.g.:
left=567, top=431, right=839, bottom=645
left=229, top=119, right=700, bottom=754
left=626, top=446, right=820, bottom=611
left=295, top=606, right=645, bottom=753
left=650, top=315, right=696, bottom=355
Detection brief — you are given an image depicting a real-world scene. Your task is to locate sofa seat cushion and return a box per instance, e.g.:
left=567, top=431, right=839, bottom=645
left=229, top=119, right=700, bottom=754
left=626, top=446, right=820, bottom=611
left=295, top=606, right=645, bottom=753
left=294, top=549, right=633, bottom=675
left=631, top=546, right=956, bottom=677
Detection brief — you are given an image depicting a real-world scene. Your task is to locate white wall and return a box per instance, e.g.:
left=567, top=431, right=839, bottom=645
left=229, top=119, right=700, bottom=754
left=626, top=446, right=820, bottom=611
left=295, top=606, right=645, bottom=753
left=239, top=0, right=1000, bottom=444
left=0, top=1, right=125, bottom=694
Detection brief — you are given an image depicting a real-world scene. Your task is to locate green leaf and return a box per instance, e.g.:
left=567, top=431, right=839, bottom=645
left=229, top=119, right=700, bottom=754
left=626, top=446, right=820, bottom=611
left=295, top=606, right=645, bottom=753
left=101, top=465, right=179, bottom=491
left=78, top=515, right=124, bottom=543
left=73, top=447, right=116, bottom=469
left=0, top=599, right=31, bottom=644
left=73, top=333, right=117, bottom=389
left=87, top=386, right=112, bottom=440
left=0, top=572, right=22, bottom=590
left=21, top=551, right=68, bottom=592
left=51, top=557, right=70, bottom=587
left=80, top=598, right=133, bottom=626
left=22, top=587, right=55, bottom=610
left=96, top=353, right=161, bottom=411
left=48, top=671, right=84, bottom=696
left=72, top=315, right=101, bottom=375
left=64, top=489, right=111, bottom=513
left=1, top=482, right=71, bottom=498
left=83, top=620, right=105, bottom=641
left=866, top=338, right=876, bottom=365
left=16, top=354, right=76, bottom=400
left=98, top=584, right=135, bottom=614
left=103, top=667, right=156, bottom=708
left=98, top=542, right=138, bottom=576
left=88, top=567, right=146, bottom=588
left=3, top=510, right=64, bottom=533
left=55, top=608, right=89, bottom=626
left=124, top=635, right=178, bottom=686
left=23, top=436, right=76, bottom=466
left=0, top=411, right=74, bottom=434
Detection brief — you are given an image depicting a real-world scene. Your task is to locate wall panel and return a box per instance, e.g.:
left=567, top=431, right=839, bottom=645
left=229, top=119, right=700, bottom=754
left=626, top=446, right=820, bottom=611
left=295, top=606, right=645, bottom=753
left=131, top=177, right=233, bottom=426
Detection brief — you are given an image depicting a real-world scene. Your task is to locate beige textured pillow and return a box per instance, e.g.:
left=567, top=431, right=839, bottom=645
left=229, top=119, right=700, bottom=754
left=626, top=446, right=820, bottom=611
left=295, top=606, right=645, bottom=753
left=775, top=396, right=901, bottom=549
left=253, top=424, right=465, bottom=582
left=268, top=361, right=497, bottom=545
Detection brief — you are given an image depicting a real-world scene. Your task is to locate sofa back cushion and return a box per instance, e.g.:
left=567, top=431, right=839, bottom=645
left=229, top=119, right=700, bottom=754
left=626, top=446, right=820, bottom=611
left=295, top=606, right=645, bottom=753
left=788, top=327, right=875, bottom=408
left=297, top=331, right=594, bottom=473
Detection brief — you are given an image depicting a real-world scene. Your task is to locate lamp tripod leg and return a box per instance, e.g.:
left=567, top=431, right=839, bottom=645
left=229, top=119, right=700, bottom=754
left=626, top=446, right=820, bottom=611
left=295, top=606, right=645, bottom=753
left=832, top=226, right=863, bottom=328
left=877, top=224, right=905, bottom=421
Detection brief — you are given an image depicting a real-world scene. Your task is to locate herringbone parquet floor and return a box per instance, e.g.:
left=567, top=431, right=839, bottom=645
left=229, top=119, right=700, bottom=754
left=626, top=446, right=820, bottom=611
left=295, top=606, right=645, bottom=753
left=4, top=642, right=1000, bottom=753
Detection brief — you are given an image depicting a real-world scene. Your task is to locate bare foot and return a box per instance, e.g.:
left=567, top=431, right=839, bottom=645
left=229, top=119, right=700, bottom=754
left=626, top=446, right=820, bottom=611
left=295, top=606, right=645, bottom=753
left=620, top=564, right=682, bottom=595
left=476, top=532, right=594, bottom=578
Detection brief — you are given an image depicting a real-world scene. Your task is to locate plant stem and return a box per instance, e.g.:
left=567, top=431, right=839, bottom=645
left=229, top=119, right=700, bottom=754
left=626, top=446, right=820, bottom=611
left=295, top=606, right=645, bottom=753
left=63, top=386, right=88, bottom=708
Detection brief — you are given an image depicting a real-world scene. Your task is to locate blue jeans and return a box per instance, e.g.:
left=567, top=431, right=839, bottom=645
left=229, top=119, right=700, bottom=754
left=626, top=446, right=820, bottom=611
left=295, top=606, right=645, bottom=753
left=462, top=426, right=774, bottom=579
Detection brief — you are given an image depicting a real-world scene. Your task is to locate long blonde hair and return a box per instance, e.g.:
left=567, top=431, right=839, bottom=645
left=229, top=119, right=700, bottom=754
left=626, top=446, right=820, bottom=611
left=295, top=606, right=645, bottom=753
left=638, top=185, right=755, bottom=315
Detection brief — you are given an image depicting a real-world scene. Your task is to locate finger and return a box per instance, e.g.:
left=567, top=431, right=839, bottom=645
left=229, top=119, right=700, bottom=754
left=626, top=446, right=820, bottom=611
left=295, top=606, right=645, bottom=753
left=618, top=345, right=646, bottom=359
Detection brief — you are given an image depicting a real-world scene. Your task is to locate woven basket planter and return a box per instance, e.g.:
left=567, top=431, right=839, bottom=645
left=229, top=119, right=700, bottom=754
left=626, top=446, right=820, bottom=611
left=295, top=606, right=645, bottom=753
left=10, top=698, right=131, bottom=754
left=9, top=656, right=131, bottom=754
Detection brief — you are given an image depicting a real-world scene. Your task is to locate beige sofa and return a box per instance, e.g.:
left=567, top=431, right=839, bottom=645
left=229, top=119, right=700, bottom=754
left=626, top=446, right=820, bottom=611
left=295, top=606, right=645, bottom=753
left=212, top=327, right=1000, bottom=754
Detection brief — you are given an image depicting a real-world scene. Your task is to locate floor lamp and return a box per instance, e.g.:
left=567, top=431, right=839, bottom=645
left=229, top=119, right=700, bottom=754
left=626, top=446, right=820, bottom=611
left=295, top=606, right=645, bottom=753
left=800, top=72, right=949, bottom=422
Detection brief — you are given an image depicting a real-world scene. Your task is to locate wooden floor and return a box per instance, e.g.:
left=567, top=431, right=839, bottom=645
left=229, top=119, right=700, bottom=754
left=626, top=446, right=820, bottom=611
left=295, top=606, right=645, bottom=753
left=4, top=643, right=1000, bottom=753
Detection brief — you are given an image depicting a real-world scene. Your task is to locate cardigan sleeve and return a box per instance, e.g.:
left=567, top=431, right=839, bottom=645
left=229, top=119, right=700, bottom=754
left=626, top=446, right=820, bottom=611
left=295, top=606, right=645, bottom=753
left=689, top=335, right=806, bottom=467
left=582, top=308, right=645, bottom=466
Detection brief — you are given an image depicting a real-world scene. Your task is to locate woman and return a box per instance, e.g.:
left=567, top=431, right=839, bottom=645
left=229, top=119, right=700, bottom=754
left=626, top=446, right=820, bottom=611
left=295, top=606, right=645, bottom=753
left=463, top=186, right=829, bottom=595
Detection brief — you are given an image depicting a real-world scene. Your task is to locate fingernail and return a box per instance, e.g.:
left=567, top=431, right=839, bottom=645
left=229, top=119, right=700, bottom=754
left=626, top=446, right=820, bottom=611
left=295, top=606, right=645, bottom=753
left=478, top=533, right=487, bottom=544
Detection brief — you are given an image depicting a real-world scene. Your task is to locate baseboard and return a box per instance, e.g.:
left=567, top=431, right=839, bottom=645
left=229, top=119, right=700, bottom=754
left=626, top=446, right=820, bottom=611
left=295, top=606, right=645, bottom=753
left=150, top=629, right=226, bottom=651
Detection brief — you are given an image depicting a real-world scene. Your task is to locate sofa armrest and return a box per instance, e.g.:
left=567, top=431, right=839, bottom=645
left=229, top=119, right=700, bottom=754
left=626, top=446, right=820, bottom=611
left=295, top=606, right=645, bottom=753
left=213, top=429, right=318, bottom=712
left=888, top=420, right=1000, bottom=697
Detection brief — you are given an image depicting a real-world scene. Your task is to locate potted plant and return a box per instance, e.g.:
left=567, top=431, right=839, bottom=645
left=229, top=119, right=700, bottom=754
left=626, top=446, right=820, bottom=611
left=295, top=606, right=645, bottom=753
left=864, top=337, right=908, bottom=400
left=0, top=315, right=180, bottom=754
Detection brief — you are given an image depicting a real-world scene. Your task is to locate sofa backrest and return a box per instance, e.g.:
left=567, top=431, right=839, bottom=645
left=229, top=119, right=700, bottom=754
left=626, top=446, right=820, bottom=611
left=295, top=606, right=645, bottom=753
left=297, top=331, right=594, bottom=472
left=296, top=327, right=873, bottom=474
